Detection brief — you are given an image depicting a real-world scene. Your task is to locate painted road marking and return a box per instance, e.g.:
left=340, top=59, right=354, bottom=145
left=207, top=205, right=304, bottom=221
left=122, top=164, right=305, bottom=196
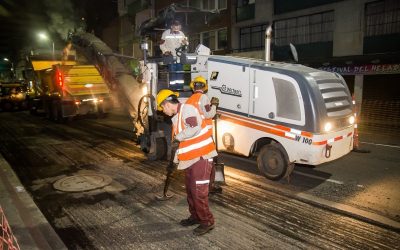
left=293, top=171, right=344, bottom=185
left=360, top=141, right=400, bottom=149
left=222, top=154, right=344, bottom=185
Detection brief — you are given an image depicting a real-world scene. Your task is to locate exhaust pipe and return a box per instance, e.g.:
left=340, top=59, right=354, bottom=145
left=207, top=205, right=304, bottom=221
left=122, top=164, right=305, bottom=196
left=265, top=25, right=272, bottom=62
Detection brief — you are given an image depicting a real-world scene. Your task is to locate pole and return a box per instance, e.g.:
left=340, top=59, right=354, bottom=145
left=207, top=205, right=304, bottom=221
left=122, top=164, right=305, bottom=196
left=52, top=42, right=55, bottom=56
left=265, top=26, right=272, bottom=61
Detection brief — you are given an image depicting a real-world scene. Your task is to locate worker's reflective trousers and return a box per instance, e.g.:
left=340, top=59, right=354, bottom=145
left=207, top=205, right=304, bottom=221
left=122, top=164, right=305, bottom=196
left=185, top=157, right=214, bottom=226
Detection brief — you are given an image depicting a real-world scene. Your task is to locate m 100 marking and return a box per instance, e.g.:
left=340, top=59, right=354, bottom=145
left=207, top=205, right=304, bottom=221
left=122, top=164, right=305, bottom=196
left=295, top=135, right=312, bottom=145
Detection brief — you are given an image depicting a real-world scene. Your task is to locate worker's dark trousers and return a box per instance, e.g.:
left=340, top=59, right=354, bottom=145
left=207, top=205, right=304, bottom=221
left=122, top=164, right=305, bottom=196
left=185, top=158, right=214, bottom=226
left=168, top=63, right=183, bottom=87
left=209, top=161, right=216, bottom=190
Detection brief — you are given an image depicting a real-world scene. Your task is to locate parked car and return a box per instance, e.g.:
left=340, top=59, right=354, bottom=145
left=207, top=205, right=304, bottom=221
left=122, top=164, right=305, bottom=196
left=0, top=82, right=28, bottom=111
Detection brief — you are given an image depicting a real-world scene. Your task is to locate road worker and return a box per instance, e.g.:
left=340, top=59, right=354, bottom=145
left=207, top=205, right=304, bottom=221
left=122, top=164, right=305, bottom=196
left=157, top=89, right=217, bottom=236
left=160, top=20, right=188, bottom=57
left=159, top=20, right=188, bottom=89
left=186, top=76, right=222, bottom=194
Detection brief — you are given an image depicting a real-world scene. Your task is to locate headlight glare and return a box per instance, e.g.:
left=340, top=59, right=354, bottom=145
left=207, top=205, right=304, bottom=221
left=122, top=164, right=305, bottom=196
left=324, top=122, right=332, bottom=132
left=349, top=115, right=355, bottom=125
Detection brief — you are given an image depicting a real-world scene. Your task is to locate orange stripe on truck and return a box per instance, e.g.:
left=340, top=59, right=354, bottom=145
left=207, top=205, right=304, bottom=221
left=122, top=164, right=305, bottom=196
left=218, top=110, right=352, bottom=146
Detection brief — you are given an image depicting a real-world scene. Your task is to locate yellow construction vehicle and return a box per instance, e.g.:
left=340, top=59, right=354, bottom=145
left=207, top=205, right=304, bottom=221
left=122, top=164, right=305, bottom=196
left=24, top=54, right=112, bottom=121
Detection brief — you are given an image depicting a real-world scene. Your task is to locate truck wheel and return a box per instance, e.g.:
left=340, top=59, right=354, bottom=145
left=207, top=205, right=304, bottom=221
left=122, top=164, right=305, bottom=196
left=97, top=106, right=108, bottom=118
left=54, top=101, right=64, bottom=123
left=138, top=95, right=150, bottom=129
left=2, top=102, right=14, bottom=112
left=49, top=101, right=61, bottom=122
left=45, top=101, right=53, bottom=120
left=29, top=108, right=37, bottom=115
left=28, top=99, right=37, bottom=115
left=257, top=144, right=288, bottom=180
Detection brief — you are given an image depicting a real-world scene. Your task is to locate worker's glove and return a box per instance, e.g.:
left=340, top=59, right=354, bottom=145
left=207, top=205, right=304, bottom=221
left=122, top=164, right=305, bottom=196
left=210, top=97, right=219, bottom=107
left=173, top=150, right=179, bottom=164
left=171, top=138, right=180, bottom=148
left=163, top=51, right=172, bottom=55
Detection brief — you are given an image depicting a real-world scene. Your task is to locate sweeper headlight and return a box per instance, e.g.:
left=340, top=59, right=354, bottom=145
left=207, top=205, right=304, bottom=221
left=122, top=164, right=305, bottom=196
left=324, top=122, right=333, bottom=132
left=348, top=115, right=355, bottom=125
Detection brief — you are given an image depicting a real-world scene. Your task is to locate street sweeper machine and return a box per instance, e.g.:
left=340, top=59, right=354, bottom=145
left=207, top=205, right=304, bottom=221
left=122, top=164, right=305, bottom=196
left=135, top=43, right=356, bottom=182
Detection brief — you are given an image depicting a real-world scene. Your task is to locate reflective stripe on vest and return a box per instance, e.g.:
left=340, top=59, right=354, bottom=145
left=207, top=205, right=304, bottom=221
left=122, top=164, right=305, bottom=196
left=164, top=35, right=184, bottom=39
left=175, top=104, right=216, bottom=161
left=186, top=92, right=213, bottom=132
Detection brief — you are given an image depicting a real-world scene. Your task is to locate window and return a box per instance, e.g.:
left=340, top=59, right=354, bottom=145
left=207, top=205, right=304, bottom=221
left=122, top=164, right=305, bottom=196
left=240, top=24, right=267, bottom=51
left=202, top=31, right=216, bottom=50
left=189, top=0, right=201, bottom=9
left=365, top=0, right=400, bottom=37
left=273, top=77, right=301, bottom=121
left=217, top=29, right=228, bottom=49
left=201, top=0, right=227, bottom=11
left=274, top=11, right=334, bottom=46
left=236, top=0, right=255, bottom=22
left=190, top=28, right=228, bottom=51
left=218, top=0, right=227, bottom=9
left=189, top=33, right=200, bottom=52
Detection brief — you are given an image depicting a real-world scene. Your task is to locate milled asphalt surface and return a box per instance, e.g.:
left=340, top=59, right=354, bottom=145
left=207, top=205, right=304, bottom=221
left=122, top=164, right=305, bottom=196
left=0, top=107, right=399, bottom=248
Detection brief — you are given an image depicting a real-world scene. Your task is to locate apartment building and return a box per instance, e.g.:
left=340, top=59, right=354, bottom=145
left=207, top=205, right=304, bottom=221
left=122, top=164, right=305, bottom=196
left=117, top=0, right=400, bottom=136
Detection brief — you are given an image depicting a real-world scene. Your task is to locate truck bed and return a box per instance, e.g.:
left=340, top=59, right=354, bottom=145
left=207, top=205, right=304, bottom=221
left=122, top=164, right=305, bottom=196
left=62, top=65, right=109, bottom=96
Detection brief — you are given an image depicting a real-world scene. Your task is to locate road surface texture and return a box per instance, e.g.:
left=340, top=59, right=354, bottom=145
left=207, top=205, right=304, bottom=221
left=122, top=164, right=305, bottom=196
left=0, top=111, right=399, bottom=249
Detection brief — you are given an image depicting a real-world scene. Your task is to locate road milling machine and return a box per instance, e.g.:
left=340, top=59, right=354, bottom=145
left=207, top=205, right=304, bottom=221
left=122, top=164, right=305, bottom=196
left=52, top=19, right=355, bottom=181
left=135, top=42, right=356, bottom=180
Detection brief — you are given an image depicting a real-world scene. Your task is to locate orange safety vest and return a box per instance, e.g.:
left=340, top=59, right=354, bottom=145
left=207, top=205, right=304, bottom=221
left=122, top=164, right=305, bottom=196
left=185, top=92, right=213, bottom=133
left=174, top=104, right=216, bottom=161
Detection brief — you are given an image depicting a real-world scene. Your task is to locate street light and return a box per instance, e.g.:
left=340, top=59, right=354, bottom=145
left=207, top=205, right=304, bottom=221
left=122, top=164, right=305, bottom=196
left=38, top=32, right=54, bottom=55
left=3, top=58, right=14, bottom=71
left=3, top=58, right=14, bottom=80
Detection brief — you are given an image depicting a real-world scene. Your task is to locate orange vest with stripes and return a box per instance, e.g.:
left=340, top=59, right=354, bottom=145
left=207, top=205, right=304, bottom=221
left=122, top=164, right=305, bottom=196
left=174, top=104, right=216, bottom=161
left=185, top=92, right=213, bottom=134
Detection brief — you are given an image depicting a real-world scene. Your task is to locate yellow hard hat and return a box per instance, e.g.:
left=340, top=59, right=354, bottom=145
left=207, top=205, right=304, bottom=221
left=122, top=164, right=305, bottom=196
left=156, top=89, right=179, bottom=111
left=189, top=76, right=208, bottom=92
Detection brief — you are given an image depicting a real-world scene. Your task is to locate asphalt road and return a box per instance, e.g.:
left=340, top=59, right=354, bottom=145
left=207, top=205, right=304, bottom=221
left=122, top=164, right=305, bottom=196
left=0, top=110, right=399, bottom=249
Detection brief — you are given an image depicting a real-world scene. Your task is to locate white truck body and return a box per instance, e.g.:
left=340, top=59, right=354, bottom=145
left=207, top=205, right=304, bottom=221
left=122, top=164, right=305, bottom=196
left=140, top=47, right=355, bottom=179
left=191, top=55, right=354, bottom=165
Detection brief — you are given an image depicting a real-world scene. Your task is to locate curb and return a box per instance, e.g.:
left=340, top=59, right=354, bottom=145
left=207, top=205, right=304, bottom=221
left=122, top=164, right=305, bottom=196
left=0, top=155, right=67, bottom=250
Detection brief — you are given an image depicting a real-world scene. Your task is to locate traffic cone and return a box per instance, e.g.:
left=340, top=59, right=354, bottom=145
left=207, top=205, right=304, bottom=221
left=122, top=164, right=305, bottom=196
left=352, top=95, right=370, bottom=153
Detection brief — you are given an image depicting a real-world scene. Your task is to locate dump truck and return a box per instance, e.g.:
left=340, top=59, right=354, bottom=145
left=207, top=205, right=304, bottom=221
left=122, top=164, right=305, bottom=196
left=25, top=54, right=112, bottom=121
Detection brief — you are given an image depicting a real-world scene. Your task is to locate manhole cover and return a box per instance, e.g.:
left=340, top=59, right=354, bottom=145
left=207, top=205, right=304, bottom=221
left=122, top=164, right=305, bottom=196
left=53, top=173, right=112, bottom=192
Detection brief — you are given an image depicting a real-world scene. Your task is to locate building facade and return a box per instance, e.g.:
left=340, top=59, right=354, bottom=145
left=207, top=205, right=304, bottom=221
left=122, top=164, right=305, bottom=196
left=117, top=0, right=400, bottom=137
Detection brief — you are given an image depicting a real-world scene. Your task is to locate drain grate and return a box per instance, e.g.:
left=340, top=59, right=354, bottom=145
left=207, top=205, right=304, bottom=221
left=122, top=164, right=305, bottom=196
left=53, top=173, right=112, bottom=192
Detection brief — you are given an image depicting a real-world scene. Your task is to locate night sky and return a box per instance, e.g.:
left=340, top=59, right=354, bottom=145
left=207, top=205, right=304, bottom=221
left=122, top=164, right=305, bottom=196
left=0, top=0, right=118, bottom=63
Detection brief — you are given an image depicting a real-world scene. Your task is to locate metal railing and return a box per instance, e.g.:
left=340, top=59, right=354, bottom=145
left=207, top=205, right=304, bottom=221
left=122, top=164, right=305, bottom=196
left=0, top=205, right=20, bottom=250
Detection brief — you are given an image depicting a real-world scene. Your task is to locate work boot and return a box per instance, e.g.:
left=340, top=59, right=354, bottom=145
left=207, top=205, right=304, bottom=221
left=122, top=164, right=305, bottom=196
left=209, top=186, right=223, bottom=195
left=179, top=217, right=200, bottom=227
left=193, top=224, right=215, bottom=236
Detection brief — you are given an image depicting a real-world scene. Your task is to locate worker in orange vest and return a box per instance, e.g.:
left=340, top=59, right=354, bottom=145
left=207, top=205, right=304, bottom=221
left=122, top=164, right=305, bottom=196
left=157, top=89, right=217, bottom=236
left=186, top=76, right=222, bottom=194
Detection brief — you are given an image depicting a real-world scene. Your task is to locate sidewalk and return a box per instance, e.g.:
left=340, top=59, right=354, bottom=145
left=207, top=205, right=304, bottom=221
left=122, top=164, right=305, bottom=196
left=0, top=155, right=66, bottom=250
